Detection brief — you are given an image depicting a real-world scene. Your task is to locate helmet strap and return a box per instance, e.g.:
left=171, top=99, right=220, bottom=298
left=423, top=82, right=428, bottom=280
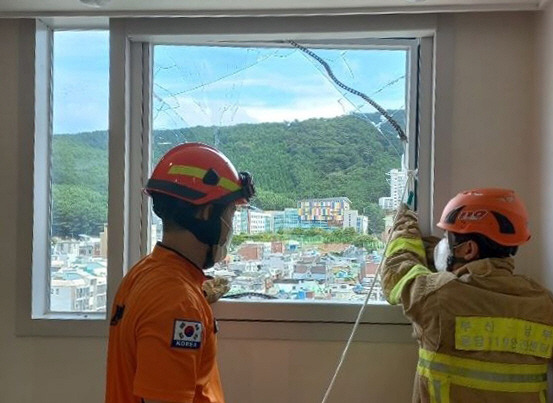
left=203, top=247, right=215, bottom=270
left=185, top=204, right=225, bottom=269
left=446, top=236, right=472, bottom=271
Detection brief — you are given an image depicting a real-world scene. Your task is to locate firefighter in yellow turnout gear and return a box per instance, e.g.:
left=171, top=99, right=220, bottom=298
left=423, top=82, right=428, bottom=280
left=382, top=189, right=553, bottom=403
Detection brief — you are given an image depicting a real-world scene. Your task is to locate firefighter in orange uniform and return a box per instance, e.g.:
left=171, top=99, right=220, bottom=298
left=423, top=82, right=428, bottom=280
left=382, top=188, right=553, bottom=403
left=105, top=143, right=255, bottom=403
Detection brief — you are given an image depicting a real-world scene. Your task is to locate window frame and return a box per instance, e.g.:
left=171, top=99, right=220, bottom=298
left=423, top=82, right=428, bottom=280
left=17, top=14, right=447, bottom=339
left=114, top=15, right=436, bottom=335
left=16, top=20, right=111, bottom=336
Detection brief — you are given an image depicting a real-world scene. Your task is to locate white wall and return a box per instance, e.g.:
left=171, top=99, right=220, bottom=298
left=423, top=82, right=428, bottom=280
left=534, top=1, right=553, bottom=291
left=0, top=19, right=111, bottom=403
left=441, top=12, right=541, bottom=282
left=0, top=10, right=546, bottom=403
left=447, top=13, right=535, bottom=195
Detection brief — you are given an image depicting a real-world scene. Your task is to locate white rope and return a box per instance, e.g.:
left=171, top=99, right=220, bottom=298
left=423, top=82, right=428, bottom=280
left=320, top=169, right=418, bottom=403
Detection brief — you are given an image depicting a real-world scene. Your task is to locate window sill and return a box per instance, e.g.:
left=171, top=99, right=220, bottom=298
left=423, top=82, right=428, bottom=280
left=16, top=302, right=413, bottom=342
left=213, top=300, right=409, bottom=323
left=213, top=301, right=414, bottom=343
left=34, top=312, right=106, bottom=320
left=16, top=313, right=108, bottom=337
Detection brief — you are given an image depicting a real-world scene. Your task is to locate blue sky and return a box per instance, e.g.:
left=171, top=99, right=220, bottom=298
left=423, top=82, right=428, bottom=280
left=53, top=31, right=110, bottom=134
left=53, top=31, right=407, bottom=133
left=153, top=45, right=407, bottom=130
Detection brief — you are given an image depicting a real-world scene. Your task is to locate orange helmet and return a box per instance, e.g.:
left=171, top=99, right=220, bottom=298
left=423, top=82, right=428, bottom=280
left=145, top=143, right=255, bottom=206
left=437, top=188, right=530, bottom=246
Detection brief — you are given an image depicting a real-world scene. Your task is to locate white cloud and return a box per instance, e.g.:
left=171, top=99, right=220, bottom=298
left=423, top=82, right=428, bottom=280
left=242, top=101, right=354, bottom=123
left=152, top=87, right=411, bottom=130
left=155, top=91, right=356, bottom=128
left=153, top=95, right=256, bottom=129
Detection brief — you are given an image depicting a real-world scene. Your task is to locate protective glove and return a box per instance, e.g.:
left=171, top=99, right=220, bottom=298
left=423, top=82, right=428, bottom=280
left=202, top=276, right=231, bottom=304
left=389, top=203, right=421, bottom=237
left=393, top=205, right=440, bottom=271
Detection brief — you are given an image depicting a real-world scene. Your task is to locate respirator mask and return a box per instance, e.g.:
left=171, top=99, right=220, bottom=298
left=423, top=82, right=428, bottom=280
left=433, top=236, right=470, bottom=272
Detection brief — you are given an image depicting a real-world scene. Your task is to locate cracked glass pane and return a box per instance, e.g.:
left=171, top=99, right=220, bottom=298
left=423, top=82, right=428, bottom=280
left=151, top=43, right=408, bottom=303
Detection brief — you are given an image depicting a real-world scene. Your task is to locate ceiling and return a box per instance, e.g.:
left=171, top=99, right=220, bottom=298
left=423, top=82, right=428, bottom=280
left=0, top=0, right=549, bottom=17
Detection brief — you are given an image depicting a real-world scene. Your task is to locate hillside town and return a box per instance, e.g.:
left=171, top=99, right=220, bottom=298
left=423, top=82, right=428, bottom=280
left=49, top=169, right=407, bottom=311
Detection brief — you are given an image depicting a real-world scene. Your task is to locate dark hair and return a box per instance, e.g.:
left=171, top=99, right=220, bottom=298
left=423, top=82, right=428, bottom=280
left=451, top=232, right=518, bottom=259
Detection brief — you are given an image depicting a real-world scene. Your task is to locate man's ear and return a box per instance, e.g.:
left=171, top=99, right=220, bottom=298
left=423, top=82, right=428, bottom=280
left=195, top=204, right=213, bottom=221
left=462, top=240, right=480, bottom=261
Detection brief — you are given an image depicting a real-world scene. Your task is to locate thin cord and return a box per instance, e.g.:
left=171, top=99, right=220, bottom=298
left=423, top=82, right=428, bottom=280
left=320, top=169, right=417, bottom=403
left=288, top=40, right=407, bottom=143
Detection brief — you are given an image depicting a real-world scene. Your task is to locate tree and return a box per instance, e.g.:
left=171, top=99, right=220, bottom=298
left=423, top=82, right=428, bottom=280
left=253, top=189, right=296, bottom=210
left=52, top=184, right=107, bottom=237
left=52, top=112, right=403, bottom=238
left=364, top=203, right=385, bottom=234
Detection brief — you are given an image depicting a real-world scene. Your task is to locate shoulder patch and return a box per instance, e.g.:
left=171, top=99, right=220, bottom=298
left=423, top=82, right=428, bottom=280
left=172, top=320, right=203, bottom=349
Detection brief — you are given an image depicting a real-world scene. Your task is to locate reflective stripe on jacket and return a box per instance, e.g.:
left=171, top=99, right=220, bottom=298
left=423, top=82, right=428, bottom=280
left=381, top=204, right=553, bottom=403
left=418, top=349, right=547, bottom=403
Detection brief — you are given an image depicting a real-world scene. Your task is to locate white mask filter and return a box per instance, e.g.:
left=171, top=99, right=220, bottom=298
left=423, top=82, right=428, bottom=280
left=433, top=238, right=450, bottom=272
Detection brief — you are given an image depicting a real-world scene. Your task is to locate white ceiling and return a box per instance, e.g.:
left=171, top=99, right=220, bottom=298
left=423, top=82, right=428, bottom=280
left=0, top=0, right=549, bottom=17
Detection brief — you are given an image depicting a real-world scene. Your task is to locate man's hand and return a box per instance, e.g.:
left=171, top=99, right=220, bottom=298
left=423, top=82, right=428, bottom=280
left=202, top=276, right=231, bottom=304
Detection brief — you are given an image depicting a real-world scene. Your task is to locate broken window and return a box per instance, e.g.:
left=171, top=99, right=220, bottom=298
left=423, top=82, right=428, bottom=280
left=150, top=42, right=411, bottom=303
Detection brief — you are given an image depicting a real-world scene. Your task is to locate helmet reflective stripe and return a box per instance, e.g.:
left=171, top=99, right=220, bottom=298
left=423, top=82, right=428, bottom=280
left=168, top=165, right=241, bottom=192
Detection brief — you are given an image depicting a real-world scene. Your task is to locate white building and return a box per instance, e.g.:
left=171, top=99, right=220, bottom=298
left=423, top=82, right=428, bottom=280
left=248, top=210, right=272, bottom=234
left=232, top=209, right=247, bottom=235
left=378, top=196, right=395, bottom=210
left=357, top=215, right=369, bottom=235
left=343, top=210, right=369, bottom=234
left=343, top=210, right=359, bottom=230
left=52, top=239, right=80, bottom=258
left=379, top=169, right=407, bottom=210
left=50, top=272, right=91, bottom=312
left=50, top=269, right=107, bottom=312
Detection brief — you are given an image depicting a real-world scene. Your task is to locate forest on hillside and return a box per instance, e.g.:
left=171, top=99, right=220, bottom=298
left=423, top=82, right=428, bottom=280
left=51, top=111, right=405, bottom=237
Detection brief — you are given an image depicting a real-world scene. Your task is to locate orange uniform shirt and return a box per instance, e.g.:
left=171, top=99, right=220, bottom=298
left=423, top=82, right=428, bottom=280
left=105, top=243, right=225, bottom=403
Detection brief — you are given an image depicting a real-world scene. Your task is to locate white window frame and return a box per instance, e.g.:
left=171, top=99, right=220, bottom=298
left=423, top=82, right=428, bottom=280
left=16, top=14, right=454, bottom=339
left=111, top=15, right=436, bottom=341
left=16, top=20, right=111, bottom=336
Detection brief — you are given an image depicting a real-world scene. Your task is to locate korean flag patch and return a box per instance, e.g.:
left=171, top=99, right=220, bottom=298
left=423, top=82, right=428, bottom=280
left=172, top=320, right=202, bottom=349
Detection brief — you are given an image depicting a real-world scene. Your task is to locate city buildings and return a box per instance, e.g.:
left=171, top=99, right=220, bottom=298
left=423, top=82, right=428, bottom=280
left=269, top=208, right=301, bottom=232
left=51, top=193, right=384, bottom=311
left=50, top=235, right=107, bottom=312
left=218, top=239, right=386, bottom=302
left=233, top=198, right=369, bottom=235
left=298, top=197, right=351, bottom=226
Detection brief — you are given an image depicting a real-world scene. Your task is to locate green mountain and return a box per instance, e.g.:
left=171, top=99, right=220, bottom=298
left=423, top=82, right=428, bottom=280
left=52, top=112, right=405, bottom=237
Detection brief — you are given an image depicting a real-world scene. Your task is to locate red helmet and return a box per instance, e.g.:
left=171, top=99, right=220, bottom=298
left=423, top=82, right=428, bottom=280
left=145, top=143, right=255, bottom=206
left=437, top=188, right=530, bottom=246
